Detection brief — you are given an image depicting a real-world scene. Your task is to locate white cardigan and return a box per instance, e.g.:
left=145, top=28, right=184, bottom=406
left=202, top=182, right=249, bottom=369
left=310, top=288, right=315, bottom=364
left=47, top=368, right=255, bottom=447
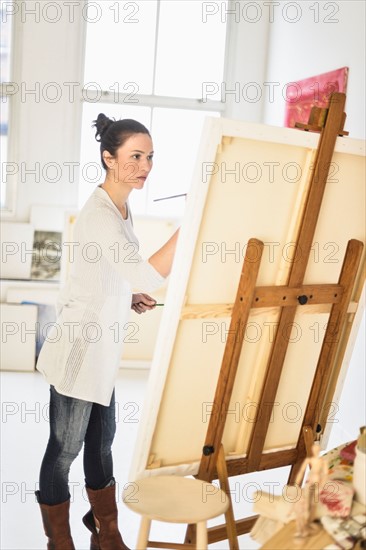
left=36, top=187, right=165, bottom=405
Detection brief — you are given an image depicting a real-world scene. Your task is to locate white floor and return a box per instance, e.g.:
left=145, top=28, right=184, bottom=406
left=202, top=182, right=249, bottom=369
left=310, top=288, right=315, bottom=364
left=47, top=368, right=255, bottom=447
left=1, top=337, right=364, bottom=550
left=0, top=368, right=262, bottom=550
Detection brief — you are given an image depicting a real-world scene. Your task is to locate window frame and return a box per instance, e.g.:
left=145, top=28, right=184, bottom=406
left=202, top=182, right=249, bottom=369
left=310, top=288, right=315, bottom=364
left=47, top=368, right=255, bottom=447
left=80, top=0, right=231, bottom=214
left=1, top=0, right=237, bottom=218
left=81, top=0, right=230, bottom=114
left=0, top=3, right=20, bottom=218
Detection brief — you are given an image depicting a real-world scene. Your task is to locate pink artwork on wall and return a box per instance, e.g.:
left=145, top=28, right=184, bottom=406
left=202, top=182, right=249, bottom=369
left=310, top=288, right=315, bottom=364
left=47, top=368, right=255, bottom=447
left=284, top=67, right=349, bottom=128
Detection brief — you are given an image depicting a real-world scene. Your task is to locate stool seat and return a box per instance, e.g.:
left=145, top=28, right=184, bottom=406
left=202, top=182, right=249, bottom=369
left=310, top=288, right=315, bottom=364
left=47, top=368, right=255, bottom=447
left=123, top=475, right=229, bottom=549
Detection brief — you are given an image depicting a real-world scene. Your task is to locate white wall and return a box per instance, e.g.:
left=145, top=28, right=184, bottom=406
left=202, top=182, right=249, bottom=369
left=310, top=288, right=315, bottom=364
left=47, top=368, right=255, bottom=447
left=6, top=1, right=86, bottom=221
left=260, top=0, right=366, bottom=446
left=222, top=4, right=270, bottom=122
left=263, top=0, right=365, bottom=139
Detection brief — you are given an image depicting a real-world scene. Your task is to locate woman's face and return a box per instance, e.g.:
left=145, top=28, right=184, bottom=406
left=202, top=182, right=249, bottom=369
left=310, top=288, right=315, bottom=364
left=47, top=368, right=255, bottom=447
left=104, top=133, right=154, bottom=189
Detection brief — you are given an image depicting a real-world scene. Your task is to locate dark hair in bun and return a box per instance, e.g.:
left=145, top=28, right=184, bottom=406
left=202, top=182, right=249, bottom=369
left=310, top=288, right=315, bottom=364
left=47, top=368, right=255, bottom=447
left=92, top=114, right=151, bottom=171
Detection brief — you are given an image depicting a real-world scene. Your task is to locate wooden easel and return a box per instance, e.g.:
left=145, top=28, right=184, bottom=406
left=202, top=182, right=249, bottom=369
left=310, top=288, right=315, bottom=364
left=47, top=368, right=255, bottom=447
left=145, top=93, right=364, bottom=549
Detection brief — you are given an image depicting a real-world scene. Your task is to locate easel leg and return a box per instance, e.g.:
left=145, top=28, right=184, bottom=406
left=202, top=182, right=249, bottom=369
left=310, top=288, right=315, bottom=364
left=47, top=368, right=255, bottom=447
left=303, top=426, right=315, bottom=457
left=216, top=445, right=239, bottom=550
left=289, top=239, right=363, bottom=487
left=288, top=426, right=315, bottom=485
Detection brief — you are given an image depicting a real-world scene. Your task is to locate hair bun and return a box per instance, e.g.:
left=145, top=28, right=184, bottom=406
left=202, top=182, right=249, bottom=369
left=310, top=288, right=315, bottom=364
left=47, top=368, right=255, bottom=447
left=93, top=113, right=115, bottom=142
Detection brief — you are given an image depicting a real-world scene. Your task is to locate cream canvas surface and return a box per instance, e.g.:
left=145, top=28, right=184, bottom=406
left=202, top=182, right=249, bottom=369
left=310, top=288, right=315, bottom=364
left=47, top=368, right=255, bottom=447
left=128, top=117, right=366, bottom=481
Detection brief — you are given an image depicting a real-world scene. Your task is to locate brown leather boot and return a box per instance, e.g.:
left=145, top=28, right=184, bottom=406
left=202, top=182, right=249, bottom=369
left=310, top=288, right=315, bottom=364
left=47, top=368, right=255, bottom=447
left=82, top=480, right=129, bottom=550
left=35, top=491, right=75, bottom=550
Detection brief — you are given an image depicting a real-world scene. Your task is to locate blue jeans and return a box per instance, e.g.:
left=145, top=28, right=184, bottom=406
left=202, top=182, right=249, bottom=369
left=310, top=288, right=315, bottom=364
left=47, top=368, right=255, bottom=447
left=39, top=386, right=116, bottom=505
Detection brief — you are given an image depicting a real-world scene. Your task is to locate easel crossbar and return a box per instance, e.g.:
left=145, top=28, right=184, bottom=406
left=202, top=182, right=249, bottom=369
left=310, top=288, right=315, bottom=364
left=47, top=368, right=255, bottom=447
left=180, top=283, right=344, bottom=319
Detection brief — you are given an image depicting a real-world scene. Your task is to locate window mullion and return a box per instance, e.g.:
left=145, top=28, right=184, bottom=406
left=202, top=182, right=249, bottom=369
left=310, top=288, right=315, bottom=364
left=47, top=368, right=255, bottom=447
left=1, top=3, right=20, bottom=215
left=151, top=0, right=161, bottom=96
left=81, top=90, right=225, bottom=113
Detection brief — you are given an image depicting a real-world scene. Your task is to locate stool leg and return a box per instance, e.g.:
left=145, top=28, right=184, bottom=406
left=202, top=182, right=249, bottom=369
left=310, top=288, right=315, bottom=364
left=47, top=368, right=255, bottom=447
left=136, top=516, right=151, bottom=550
left=196, top=521, right=207, bottom=550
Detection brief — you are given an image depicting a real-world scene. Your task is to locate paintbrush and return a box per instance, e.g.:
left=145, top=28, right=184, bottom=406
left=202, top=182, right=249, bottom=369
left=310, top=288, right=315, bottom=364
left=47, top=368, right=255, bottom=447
left=153, top=193, right=187, bottom=202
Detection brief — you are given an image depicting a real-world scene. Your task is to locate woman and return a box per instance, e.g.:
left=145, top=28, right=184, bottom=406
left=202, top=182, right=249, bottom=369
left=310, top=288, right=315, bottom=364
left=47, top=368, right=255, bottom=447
left=35, top=116, right=179, bottom=549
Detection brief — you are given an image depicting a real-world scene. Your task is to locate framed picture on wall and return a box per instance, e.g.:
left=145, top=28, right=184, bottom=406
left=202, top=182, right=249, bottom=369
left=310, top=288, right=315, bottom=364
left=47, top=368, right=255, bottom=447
left=30, top=230, right=62, bottom=281
left=29, top=205, right=75, bottom=282
left=284, top=67, right=348, bottom=128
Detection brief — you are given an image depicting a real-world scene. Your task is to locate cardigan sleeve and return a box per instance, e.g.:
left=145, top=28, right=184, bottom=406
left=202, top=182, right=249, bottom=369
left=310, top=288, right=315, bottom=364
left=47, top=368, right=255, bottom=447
left=82, top=207, right=166, bottom=292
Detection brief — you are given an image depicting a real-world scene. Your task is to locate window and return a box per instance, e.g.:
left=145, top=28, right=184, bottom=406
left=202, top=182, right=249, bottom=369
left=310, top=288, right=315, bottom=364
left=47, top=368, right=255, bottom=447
left=80, top=0, right=228, bottom=217
left=0, top=0, right=14, bottom=211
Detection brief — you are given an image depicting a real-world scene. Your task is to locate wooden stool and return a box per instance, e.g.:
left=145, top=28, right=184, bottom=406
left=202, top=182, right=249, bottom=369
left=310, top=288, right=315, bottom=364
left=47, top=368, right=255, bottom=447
left=122, top=475, right=229, bottom=549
